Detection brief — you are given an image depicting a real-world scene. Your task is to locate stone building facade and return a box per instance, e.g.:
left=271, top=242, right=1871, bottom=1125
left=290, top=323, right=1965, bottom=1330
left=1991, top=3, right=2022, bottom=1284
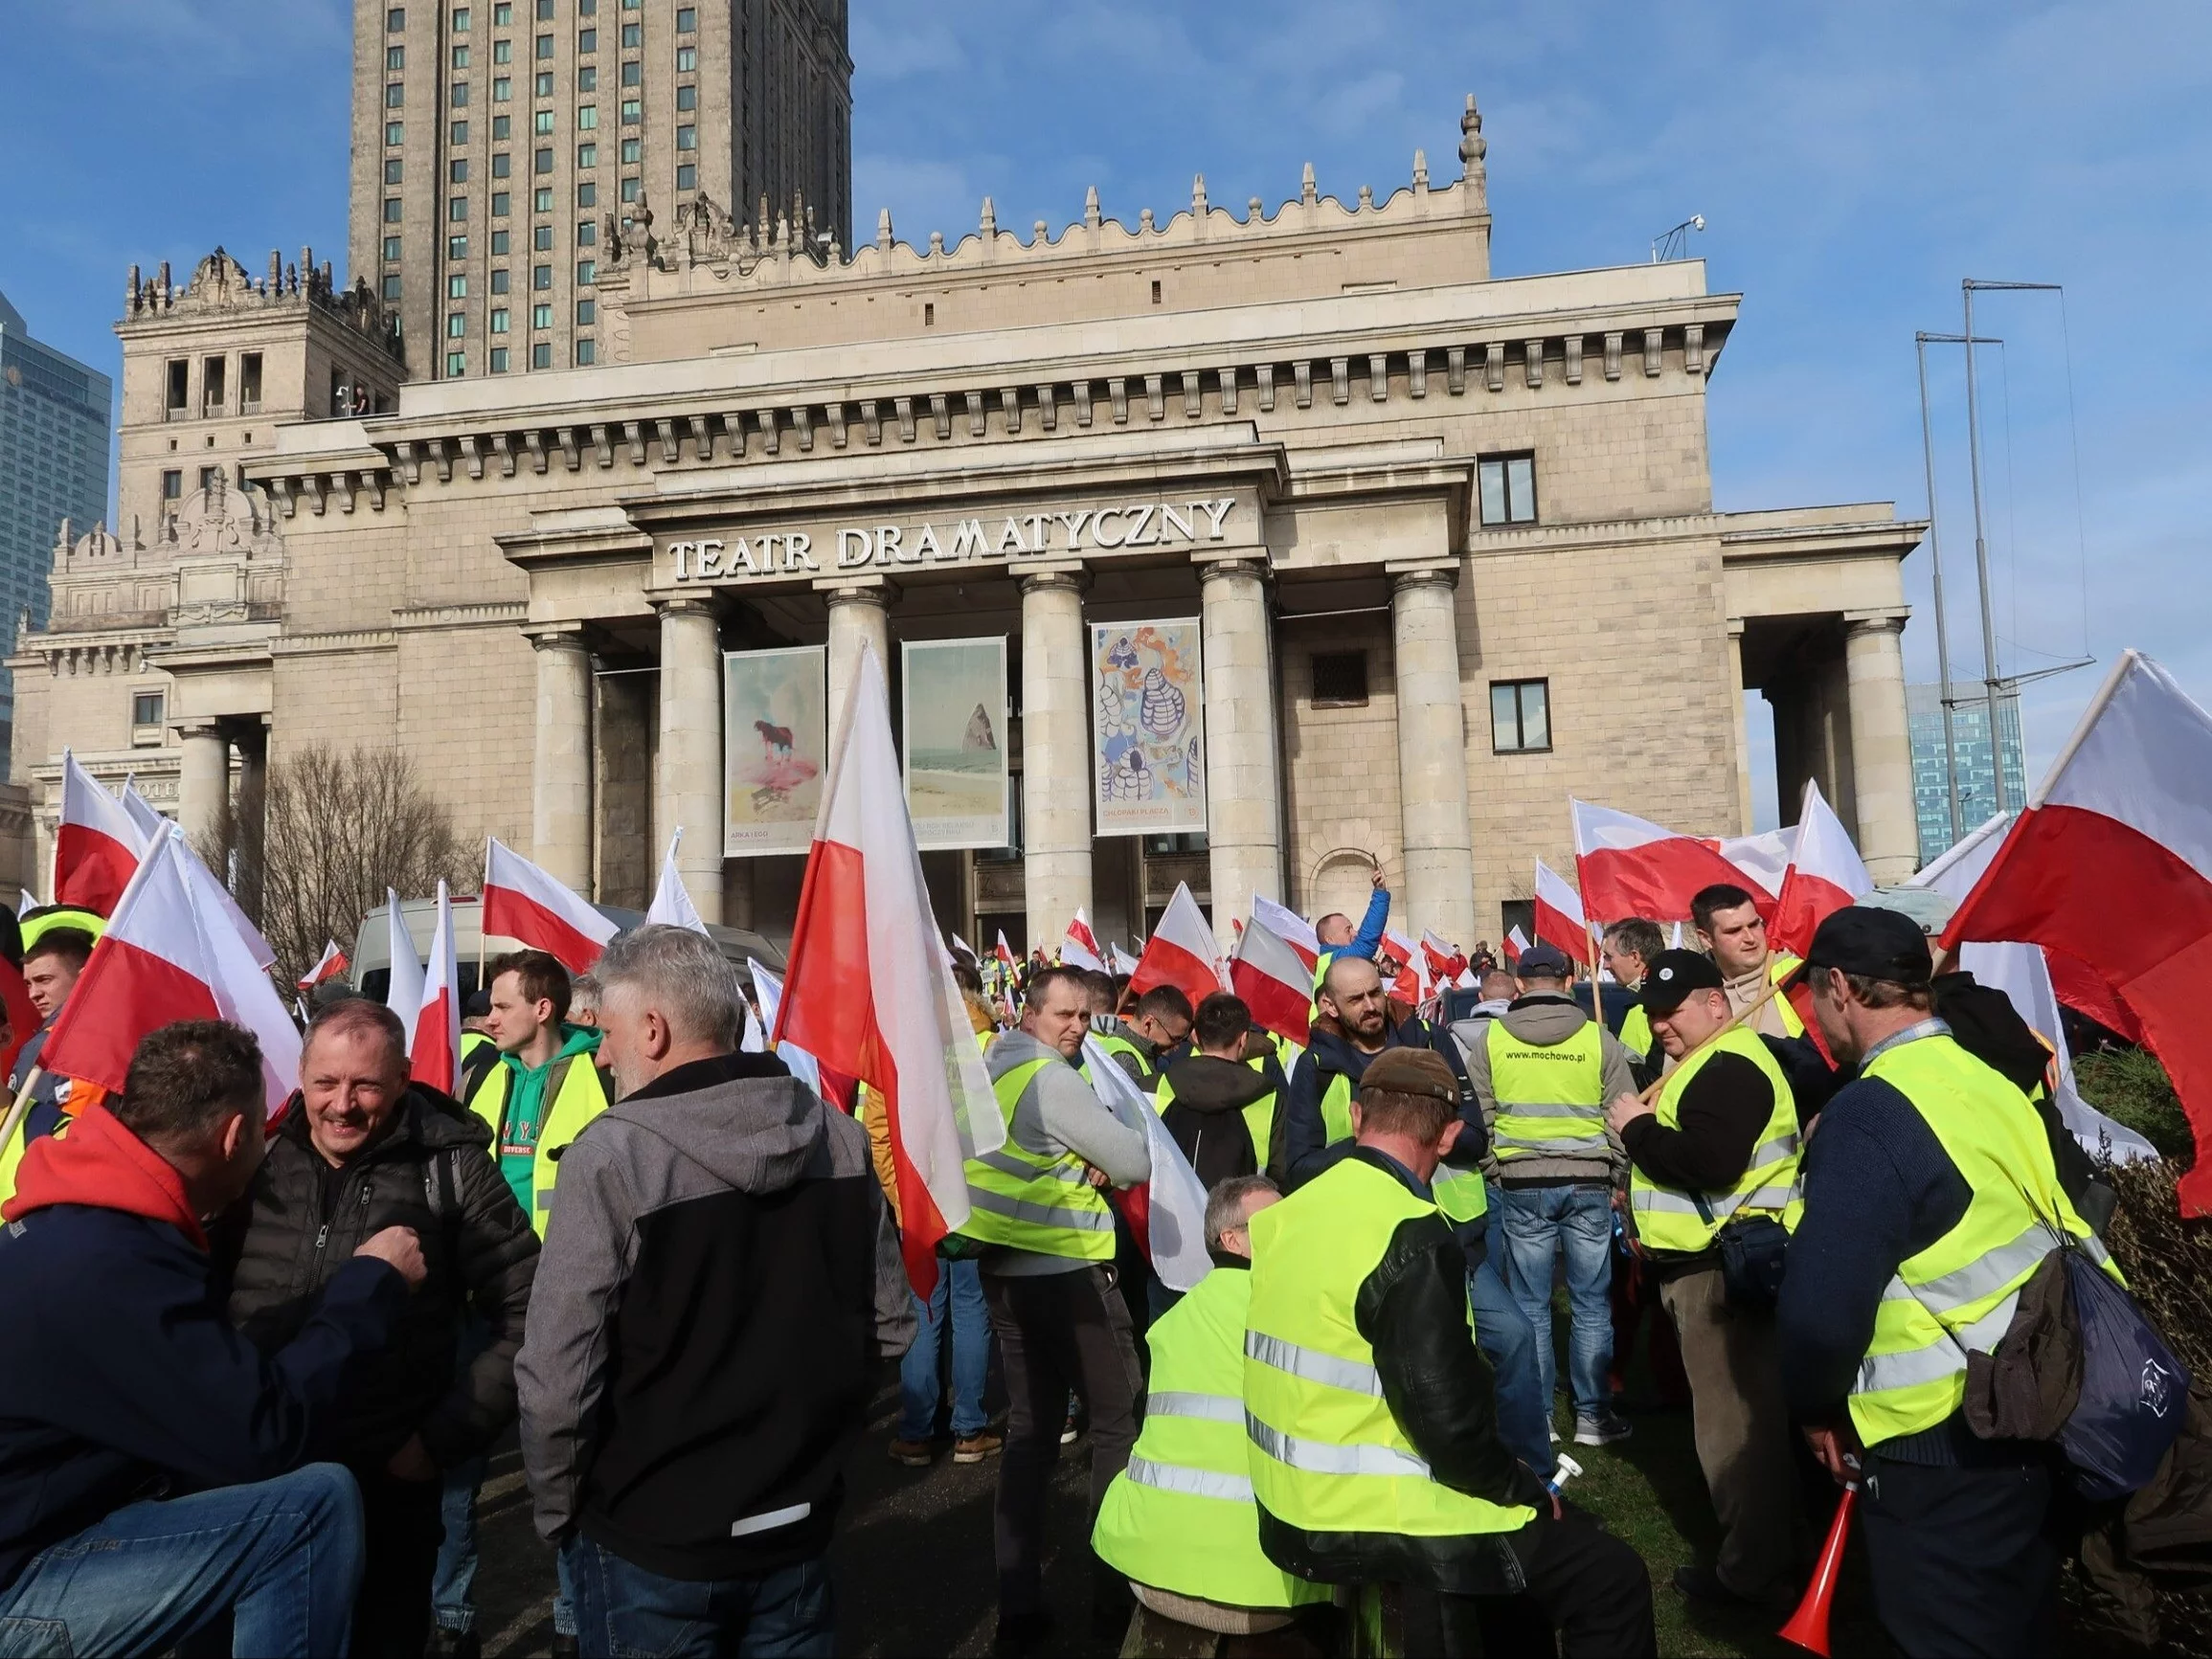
left=12, top=98, right=1923, bottom=952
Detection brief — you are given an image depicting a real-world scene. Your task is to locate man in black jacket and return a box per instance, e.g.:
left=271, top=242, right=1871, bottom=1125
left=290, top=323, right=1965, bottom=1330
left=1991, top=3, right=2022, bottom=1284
left=218, top=998, right=539, bottom=1659
left=517, top=925, right=914, bottom=1658
left=1156, top=992, right=1277, bottom=1190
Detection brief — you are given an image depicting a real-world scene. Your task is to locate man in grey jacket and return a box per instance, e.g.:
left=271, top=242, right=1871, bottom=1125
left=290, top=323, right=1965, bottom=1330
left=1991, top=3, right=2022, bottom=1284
left=969, top=964, right=1151, bottom=1657
left=516, top=927, right=913, bottom=1659
left=1453, top=945, right=1638, bottom=1449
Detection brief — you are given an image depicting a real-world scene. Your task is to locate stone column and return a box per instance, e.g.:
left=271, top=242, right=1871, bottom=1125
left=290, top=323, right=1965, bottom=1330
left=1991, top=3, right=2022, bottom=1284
left=530, top=625, right=595, bottom=893
left=655, top=596, right=724, bottom=924
left=1389, top=570, right=1477, bottom=946
left=1727, top=621, right=1755, bottom=836
left=594, top=667, right=653, bottom=910
left=176, top=720, right=231, bottom=852
left=1020, top=570, right=1093, bottom=945
left=1843, top=612, right=1917, bottom=883
left=822, top=577, right=895, bottom=738
left=236, top=717, right=270, bottom=919
left=1199, top=557, right=1282, bottom=949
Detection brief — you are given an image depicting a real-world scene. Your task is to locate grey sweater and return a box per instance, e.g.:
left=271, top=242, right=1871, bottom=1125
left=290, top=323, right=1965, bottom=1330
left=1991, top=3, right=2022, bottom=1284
left=982, top=1029, right=1151, bottom=1276
left=1451, top=994, right=1636, bottom=1185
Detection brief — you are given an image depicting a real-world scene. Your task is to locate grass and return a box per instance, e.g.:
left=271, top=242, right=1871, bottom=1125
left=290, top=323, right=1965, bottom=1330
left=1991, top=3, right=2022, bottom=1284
left=2076, top=1046, right=2195, bottom=1165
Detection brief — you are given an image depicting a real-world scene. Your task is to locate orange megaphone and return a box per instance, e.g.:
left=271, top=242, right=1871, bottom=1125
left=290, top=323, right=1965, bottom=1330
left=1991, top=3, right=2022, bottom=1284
left=1778, top=1486, right=1857, bottom=1656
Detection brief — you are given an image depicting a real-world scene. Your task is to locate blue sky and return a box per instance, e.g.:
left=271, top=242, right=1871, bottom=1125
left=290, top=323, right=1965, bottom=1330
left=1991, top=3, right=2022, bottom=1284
left=4, top=1, right=2206, bottom=821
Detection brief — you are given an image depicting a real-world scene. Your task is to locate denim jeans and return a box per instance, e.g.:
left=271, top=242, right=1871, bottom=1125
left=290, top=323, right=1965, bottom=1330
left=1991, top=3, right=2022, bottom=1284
left=1468, top=1250, right=1554, bottom=1477
left=432, top=1454, right=577, bottom=1637
left=562, top=1536, right=834, bottom=1659
left=1497, top=1182, right=1618, bottom=1420
left=0, top=1463, right=362, bottom=1659
left=896, top=1255, right=990, bottom=1442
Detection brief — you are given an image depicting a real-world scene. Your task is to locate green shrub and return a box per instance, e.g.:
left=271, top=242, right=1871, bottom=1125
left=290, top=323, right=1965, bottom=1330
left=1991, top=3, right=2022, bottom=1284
left=2076, top=1047, right=2195, bottom=1166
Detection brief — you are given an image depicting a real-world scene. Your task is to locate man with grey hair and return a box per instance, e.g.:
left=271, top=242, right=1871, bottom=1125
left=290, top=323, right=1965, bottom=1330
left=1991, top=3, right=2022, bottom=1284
left=566, top=973, right=600, bottom=1030
left=1202, top=1173, right=1280, bottom=1263
left=517, top=926, right=913, bottom=1656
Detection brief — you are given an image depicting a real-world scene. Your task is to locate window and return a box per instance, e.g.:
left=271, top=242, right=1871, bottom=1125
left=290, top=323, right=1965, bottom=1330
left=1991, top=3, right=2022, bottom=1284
left=387, top=81, right=405, bottom=107
left=384, top=196, right=403, bottom=222
left=490, top=267, right=511, bottom=292
left=386, top=120, right=404, bottom=144
left=447, top=273, right=468, bottom=297
left=450, top=119, right=468, bottom=143
left=533, top=107, right=553, bottom=132
left=387, top=44, right=405, bottom=70
left=383, top=273, right=402, bottom=300
left=451, top=43, right=469, bottom=67
left=576, top=142, right=597, bottom=168
left=450, top=78, right=469, bottom=105
left=447, top=350, right=467, bottom=375
left=576, top=258, right=596, bottom=284
left=490, top=347, right=510, bottom=371
left=676, top=82, right=695, bottom=110
left=533, top=146, right=553, bottom=172
left=1310, top=651, right=1369, bottom=707
left=576, top=298, right=596, bottom=324
left=533, top=186, right=553, bottom=211
left=576, top=103, right=597, bottom=128
left=387, top=6, right=405, bottom=27
left=620, top=97, right=641, bottom=123
left=535, top=0, right=553, bottom=15
left=493, top=75, right=511, bottom=99
left=534, top=70, right=553, bottom=94
left=491, top=151, right=510, bottom=178
left=532, top=303, right=553, bottom=327
left=621, top=21, right=641, bottom=46
left=384, top=156, right=404, bottom=184
left=450, top=195, right=469, bottom=219
left=383, top=235, right=402, bottom=260
left=491, top=196, right=510, bottom=223
left=494, top=37, right=512, bottom=62
left=494, top=0, right=510, bottom=14
left=448, top=233, right=468, bottom=257
left=675, top=124, right=695, bottom=150
left=621, top=58, right=640, bottom=85
left=1490, top=680, right=1551, bottom=753
left=674, top=163, right=696, bottom=191
left=620, top=174, right=641, bottom=202
left=576, top=179, right=596, bottom=207
left=447, top=312, right=467, bottom=337
left=451, top=5, right=469, bottom=26
left=577, top=27, right=596, bottom=52
left=449, top=158, right=468, bottom=182
left=197, top=464, right=219, bottom=491
left=676, top=7, right=696, bottom=31
left=923, top=302, right=935, bottom=325
left=575, top=339, right=596, bottom=365
left=579, top=0, right=594, bottom=12
left=576, top=218, right=596, bottom=245
left=133, top=691, right=166, bottom=729
left=620, top=136, right=641, bottom=163
left=533, top=223, right=553, bottom=249
left=577, top=64, right=596, bottom=90
left=532, top=264, right=553, bottom=289
left=492, top=113, right=510, bottom=138
left=531, top=342, right=553, bottom=370
left=1477, top=453, right=1538, bottom=527
left=240, top=351, right=262, bottom=408
left=162, top=467, right=183, bottom=499
left=490, top=307, right=509, bottom=332
left=535, top=33, right=553, bottom=57
left=675, top=44, right=695, bottom=70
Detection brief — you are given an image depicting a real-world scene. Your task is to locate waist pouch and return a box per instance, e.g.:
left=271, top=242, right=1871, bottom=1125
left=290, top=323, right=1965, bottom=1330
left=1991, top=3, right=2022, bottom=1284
left=1715, top=1214, right=1790, bottom=1312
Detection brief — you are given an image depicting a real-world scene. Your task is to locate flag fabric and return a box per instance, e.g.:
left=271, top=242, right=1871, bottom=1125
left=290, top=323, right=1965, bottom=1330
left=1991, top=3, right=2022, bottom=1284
left=951, top=932, right=975, bottom=961
left=119, top=777, right=167, bottom=844
left=1253, top=894, right=1321, bottom=970
left=14, top=892, right=32, bottom=920
left=483, top=839, right=619, bottom=975
left=1772, top=780, right=1873, bottom=955
left=644, top=828, right=711, bottom=935
left=747, top=962, right=822, bottom=1094
left=1420, top=930, right=1468, bottom=985
left=1503, top=925, right=1530, bottom=967
left=1532, top=860, right=1592, bottom=964
left=55, top=751, right=146, bottom=916
left=1129, top=884, right=1220, bottom=1009
left=1571, top=797, right=1773, bottom=926
left=1941, top=652, right=2212, bottom=1209
left=775, top=645, right=1004, bottom=1294
left=412, top=882, right=461, bottom=1095
left=1083, top=1033, right=1212, bottom=1294
left=297, top=940, right=349, bottom=990
left=383, top=889, right=424, bottom=1054
left=1059, top=908, right=1106, bottom=974
left=1719, top=825, right=1799, bottom=901
left=1108, top=942, right=1140, bottom=976
left=993, top=930, right=1016, bottom=970
left=1379, top=927, right=1429, bottom=1003
left=1230, top=912, right=1314, bottom=1048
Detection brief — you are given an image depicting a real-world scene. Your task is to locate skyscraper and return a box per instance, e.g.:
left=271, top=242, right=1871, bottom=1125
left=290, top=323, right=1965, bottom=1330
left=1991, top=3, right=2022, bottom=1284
left=351, top=0, right=851, bottom=382
left=0, top=290, right=111, bottom=754
left=1909, top=681, right=2026, bottom=863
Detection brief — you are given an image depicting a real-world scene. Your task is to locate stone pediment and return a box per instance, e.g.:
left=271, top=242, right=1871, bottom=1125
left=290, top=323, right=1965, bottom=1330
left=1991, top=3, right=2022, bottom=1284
left=161, top=473, right=283, bottom=561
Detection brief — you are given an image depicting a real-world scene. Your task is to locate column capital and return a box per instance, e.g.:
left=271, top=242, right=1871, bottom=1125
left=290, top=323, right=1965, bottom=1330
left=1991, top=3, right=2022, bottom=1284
left=1197, top=555, right=1270, bottom=588
left=1018, top=567, right=1090, bottom=598
left=813, top=574, right=900, bottom=610
left=1388, top=564, right=1459, bottom=594
left=1842, top=608, right=1910, bottom=637
left=524, top=621, right=592, bottom=653
left=173, top=717, right=226, bottom=741
left=650, top=594, right=720, bottom=621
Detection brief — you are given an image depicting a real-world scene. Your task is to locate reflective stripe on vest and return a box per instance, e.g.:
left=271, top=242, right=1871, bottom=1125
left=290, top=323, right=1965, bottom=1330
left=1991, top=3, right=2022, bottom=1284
left=1627, top=1025, right=1800, bottom=1253
left=958, top=1056, right=1117, bottom=1261
left=1844, top=1031, right=2119, bottom=1446
left=1244, top=1157, right=1536, bottom=1539
left=1091, top=1269, right=1330, bottom=1609
left=464, top=1047, right=612, bottom=1238
left=1485, top=1017, right=1606, bottom=1161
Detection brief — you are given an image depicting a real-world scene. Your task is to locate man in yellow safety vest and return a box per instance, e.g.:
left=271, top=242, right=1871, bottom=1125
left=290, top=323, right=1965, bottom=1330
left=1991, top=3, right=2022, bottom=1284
left=1246, top=1046, right=1655, bottom=1655
left=1691, top=884, right=1809, bottom=1042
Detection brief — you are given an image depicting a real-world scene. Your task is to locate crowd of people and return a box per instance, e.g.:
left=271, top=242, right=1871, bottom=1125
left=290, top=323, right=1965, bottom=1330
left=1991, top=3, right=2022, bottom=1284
left=0, top=860, right=2140, bottom=1658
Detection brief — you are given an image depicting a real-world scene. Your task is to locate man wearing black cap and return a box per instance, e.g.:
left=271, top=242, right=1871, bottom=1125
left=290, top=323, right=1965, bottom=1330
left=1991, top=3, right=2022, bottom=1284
left=1604, top=949, right=1803, bottom=1613
left=1778, top=906, right=2111, bottom=1658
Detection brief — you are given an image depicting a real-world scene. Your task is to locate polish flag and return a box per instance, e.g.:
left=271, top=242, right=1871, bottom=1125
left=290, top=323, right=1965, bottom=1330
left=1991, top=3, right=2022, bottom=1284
left=55, top=751, right=145, bottom=916
left=1571, top=797, right=1774, bottom=926
left=411, top=881, right=461, bottom=1095
left=1533, top=860, right=1593, bottom=965
left=743, top=960, right=820, bottom=1094
left=1772, top=780, right=1873, bottom=955
left=383, top=889, right=425, bottom=1053
left=41, top=826, right=298, bottom=1119
left=644, top=828, right=711, bottom=935
left=1230, top=911, right=1314, bottom=1048
left=1720, top=825, right=1800, bottom=901
left=1131, top=884, right=1223, bottom=1009
left=1503, top=925, right=1530, bottom=967
left=1942, top=652, right=2212, bottom=1206
left=1060, top=908, right=1106, bottom=974
left=777, top=646, right=1004, bottom=1293
left=297, top=940, right=349, bottom=990
left=1253, top=894, right=1321, bottom=970
left=993, top=930, right=1016, bottom=972
left=483, top=840, right=619, bottom=975
left=1109, top=942, right=1140, bottom=977
left=1379, top=927, right=1429, bottom=1003
left=120, top=776, right=167, bottom=843
left=1085, top=1031, right=1213, bottom=1293
left=1421, top=930, right=1468, bottom=985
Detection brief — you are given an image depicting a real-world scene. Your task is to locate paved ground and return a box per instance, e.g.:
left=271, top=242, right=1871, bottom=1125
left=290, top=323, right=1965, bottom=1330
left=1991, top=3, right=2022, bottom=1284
left=472, top=1380, right=1115, bottom=1658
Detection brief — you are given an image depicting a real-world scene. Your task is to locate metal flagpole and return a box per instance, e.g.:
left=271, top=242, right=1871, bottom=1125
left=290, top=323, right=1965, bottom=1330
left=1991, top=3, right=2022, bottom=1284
left=1916, top=332, right=1965, bottom=846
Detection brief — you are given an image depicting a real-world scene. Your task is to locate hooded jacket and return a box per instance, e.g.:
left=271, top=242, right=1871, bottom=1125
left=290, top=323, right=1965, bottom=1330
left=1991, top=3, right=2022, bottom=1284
left=0, top=1104, right=407, bottom=1590
left=215, top=1084, right=539, bottom=1469
left=516, top=1053, right=915, bottom=1581
left=1156, top=1053, right=1270, bottom=1190
left=1452, top=993, right=1636, bottom=1187
left=1278, top=1012, right=1480, bottom=1193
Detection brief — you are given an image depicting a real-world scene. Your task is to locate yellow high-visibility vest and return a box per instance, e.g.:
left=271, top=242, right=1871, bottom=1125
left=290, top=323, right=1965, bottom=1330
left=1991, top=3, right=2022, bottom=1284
left=1627, top=1025, right=1800, bottom=1252
left=958, top=1057, right=1117, bottom=1261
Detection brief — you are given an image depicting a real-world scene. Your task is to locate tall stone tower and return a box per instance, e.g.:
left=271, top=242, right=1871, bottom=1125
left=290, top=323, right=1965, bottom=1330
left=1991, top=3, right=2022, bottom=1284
left=350, top=0, right=852, bottom=382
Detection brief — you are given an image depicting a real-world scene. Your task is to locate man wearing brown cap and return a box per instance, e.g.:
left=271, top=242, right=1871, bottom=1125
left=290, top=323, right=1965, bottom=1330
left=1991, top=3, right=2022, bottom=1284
left=1245, top=1045, right=1656, bottom=1656
left=1605, top=949, right=1803, bottom=1614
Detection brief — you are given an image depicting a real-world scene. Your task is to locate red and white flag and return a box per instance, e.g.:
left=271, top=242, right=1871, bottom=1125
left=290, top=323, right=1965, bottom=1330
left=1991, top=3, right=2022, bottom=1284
left=297, top=940, right=349, bottom=991
left=1571, top=797, right=1773, bottom=926
left=1109, top=942, right=1140, bottom=977
left=1942, top=651, right=2212, bottom=1209
left=383, top=890, right=425, bottom=1053
left=777, top=646, right=1004, bottom=1292
left=1230, top=910, right=1314, bottom=1049
left=1130, top=883, right=1223, bottom=1009
left=644, top=828, right=711, bottom=936
left=1772, top=780, right=1873, bottom=955
left=1253, top=894, right=1321, bottom=970
left=1379, top=927, right=1429, bottom=1002
left=1533, top=860, right=1592, bottom=964
left=1059, top=908, right=1106, bottom=974
left=994, top=930, right=1016, bottom=971
left=483, top=839, right=618, bottom=975
left=1720, top=825, right=1799, bottom=901
left=412, top=881, right=461, bottom=1095
left=1084, top=1032, right=1213, bottom=1293
left=1503, top=925, right=1530, bottom=967
left=1420, top=930, right=1468, bottom=985
left=55, top=751, right=145, bottom=916
left=120, top=776, right=167, bottom=844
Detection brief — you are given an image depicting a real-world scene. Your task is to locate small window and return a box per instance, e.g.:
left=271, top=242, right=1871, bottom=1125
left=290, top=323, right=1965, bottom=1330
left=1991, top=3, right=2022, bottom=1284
left=447, top=312, right=467, bottom=338
left=576, top=179, right=596, bottom=207
left=674, top=123, right=695, bottom=151
left=133, top=691, right=166, bottom=729
left=532, top=264, right=553, bottom=289
left=448, top=233, right=468, bottom=257
left=620, top=97, right=641, bottom=123
left=575, top=338, right=596, bottom=365
left=535, top=0, right=553, bottom=16
left=446, top=350, right=467, bottom=376
left=534, top=69, right=553, bottom=95
left=450, top=119, right=469, bottom=143
left=533, top=224, right=553, bottom=250
left=162, top=468, right=183, bottom=499
left=620, top=136, right=641, bottom=163
left=490, top=347, right=510, bottom=372
left=491, top=197, right=510, bottom=225
left=451, top=43, right=469, bottom=67
left=577, top=64, right=596, bottom=90
left=386, top=120, right=404, bottom=145
left=494, top=37, right=512, bottom=62
left=490, top=267, right=511, bottom=292
left=387, top=81, right=405, bottom=107
left=387, top=44, right=405, bottom=70
left=676, top=7, right=696, bottom=31
left=387, top=6, right=406, bottom=27
left=383, top=273, right=402, bottom=301
left=1477, top=453, right=1538, bottom=527
left=533, top=186, right=553, bottom=211
left=490, top=307, right=509, bottom=333
left=491, top=151, right=510, bottom=178
left=577, top=27, right=596, bottom=52
left=620, top=174, right=640, bottom=203
left=384, top=156, right=404, bottom=184
left=449, top=194, right=469, bottom=219
left=576, top=142, right=596, bottom=168
left=923, top=302, right=936, bottom=326
left=621, top=58, right=641, bottom=85
left=450, top=79, right=469, bottom=105
left=532, top=303, right=553, bottom=327
left=676, top=83, right=695, bottom=110
left=197, top=465, right=219, bottom=490
left=1490, top=680, right=1551, bottom=754
left=1151, top=279, right=1162, bottom=304
left=451, top=5, right=470, bottom=27
left=1310, top=652, right=1369, bottom=707
left=674, top=162, right=696, bottom=191
left=579, top=0, right=595, bottom=12
left=492, top=113, right=511, bottom=138
left=675, top=43, right=695, bottom=70
left=576, top=103, right=597, bottom=128
left=533, top=146, right=553, bottom=172
left=576, top=218, right=596, bottom=245
left=384, top=195, right=404, bottom=222
left=533, top=107, right=554, bottom=132
left=576, top=298, right=595, bottom=324
left=575, top=258, right=595, bottom=285
left=449, top=158, right=468, bottom=183
left=622, top=21, right=641, bottom=46
left=531, top=342, right=553, bottom=369
left=493, top=75, right=511, bottom=99
left=447, top=273, right=468, bottom=297
left=535, top=32, right=553, bottom=57
left=239, top=352, right=262, bottom=408
left=494, top=0, right=511, bottom=15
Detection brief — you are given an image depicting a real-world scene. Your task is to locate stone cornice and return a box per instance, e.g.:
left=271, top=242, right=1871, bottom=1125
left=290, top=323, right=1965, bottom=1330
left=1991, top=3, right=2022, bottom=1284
left=390, top=601, right=530, bottom=633
left=269, top=629, right=400, bottom=657
left=1464, top=504, right=1923, bottom=563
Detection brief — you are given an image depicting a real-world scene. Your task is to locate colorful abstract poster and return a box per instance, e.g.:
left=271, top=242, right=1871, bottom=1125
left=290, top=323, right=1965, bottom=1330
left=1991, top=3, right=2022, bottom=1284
left=723, top=645, right=826, bottom=857
left=1091, top=618, right=1207, bottom=837
left=903, top=637, right=1009, bottom=851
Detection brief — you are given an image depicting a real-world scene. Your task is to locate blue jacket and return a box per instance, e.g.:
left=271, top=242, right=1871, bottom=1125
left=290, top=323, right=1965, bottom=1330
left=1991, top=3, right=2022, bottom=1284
left=1345, top=886, right=1390, bottom=962
left=0, top=1104, right=408, bottom=1589
left=1279, top=1015, right=1485, bottom=1199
